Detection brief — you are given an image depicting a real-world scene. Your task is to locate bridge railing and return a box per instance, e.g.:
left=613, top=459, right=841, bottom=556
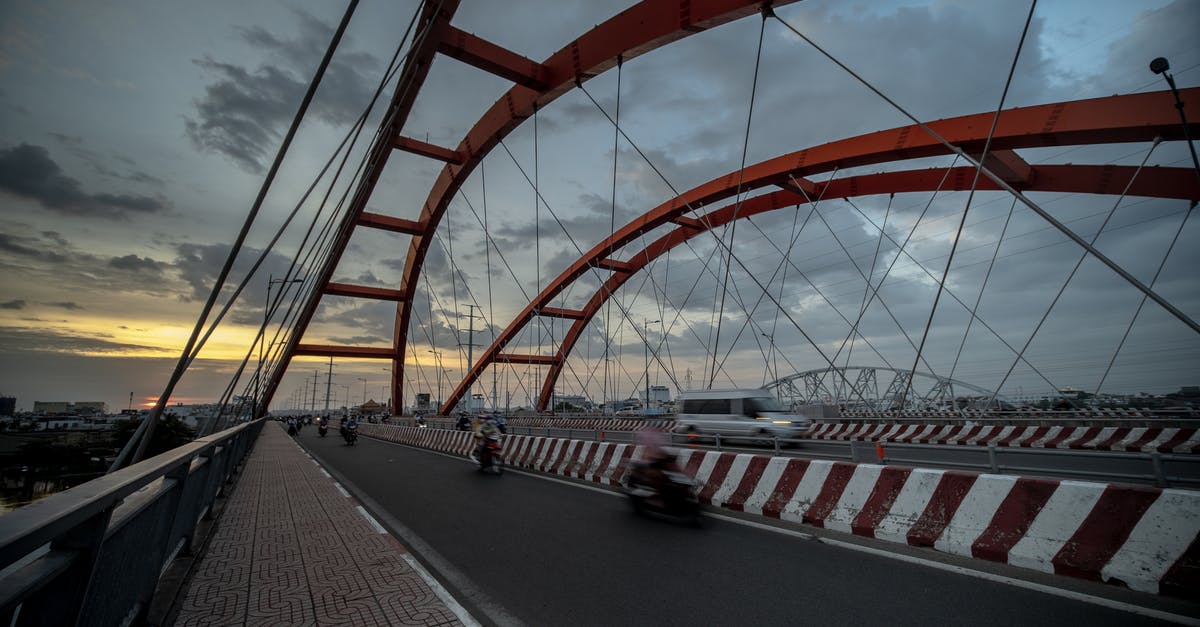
left=0, top=418, right=264, bottom=626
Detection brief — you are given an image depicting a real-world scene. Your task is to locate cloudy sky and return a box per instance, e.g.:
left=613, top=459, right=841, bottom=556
left=1, top=0, right=1197, bottom=414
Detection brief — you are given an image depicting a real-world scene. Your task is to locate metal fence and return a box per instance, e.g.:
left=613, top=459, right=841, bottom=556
left=0, top=418, right=263, bottom=626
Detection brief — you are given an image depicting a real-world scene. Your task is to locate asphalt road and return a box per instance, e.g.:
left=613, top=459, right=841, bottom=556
left=296, top=428, right=1198, bottom=627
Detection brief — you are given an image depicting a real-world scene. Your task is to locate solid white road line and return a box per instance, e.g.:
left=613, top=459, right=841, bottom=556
left=400, top=553, right=482, bottom=627
left=356, top=504, right=387, bottom=534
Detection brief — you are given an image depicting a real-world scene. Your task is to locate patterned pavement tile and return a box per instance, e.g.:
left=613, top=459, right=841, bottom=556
left=173, top=423, right=468, bottom=626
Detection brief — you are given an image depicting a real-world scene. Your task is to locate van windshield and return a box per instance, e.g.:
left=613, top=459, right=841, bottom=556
left=745, top=396, right=785, bottom=413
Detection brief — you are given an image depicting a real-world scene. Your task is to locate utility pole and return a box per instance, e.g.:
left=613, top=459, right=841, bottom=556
left=311, top=370, right=319, bottom=416
left=323, top=357, right=333, bottom=417
left=644, top=318, right=660, bottom=415
left=460, top=305, right=483, bottom=411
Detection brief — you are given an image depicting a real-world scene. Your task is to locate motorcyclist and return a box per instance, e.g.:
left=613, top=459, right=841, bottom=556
left=632, top=429, right=680, bottom=494
left=344, top=416, right=359, bottom=444
left=470, top=414, right=501, bottom=463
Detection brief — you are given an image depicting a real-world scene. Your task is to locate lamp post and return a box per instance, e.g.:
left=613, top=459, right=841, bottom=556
left=1149, top=57, right=1200, bottom=180
left=643, top=318, right=660, bottom=414
left=257, top=275, right=302, bottom=418
left=357, top=377, right=368, bottom=407
left=340, top=384, right=351, bottom=417
left=427, top=350, right=444, bottom=407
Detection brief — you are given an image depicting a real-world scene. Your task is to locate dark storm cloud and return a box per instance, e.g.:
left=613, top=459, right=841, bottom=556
left=0, top=325, right=171, bottom=355
left=172, top=242, right=294, bottom=304
left=0, top=300, right=25, bottom=310
left=184, top=10, right=381, bottom=173
left=0, top=232, right=68, bottom=264
left=109, top=254, right=169, bottom=273
left=0, top=144, right=169, bottom=218
left=46, top=302, right=83, bottom=310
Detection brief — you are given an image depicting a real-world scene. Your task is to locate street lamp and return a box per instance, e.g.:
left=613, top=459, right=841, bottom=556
left=340, top=384, right=351, bottom=417
left=256, top=275, right=303, bottom=417
left=357, top=377, right=368, bottom=407
left=643, top=319, right=660, bottom=415
left=427, top=350, right=444, bottom=407
left=1149, top=57, right=1200, bottom=180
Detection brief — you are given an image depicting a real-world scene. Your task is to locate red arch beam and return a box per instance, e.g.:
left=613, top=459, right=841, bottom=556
left=440, top=158, right=1199, bottom=414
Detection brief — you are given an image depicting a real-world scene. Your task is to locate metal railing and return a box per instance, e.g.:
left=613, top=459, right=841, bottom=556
left=0, top=419, right=263, bottom=626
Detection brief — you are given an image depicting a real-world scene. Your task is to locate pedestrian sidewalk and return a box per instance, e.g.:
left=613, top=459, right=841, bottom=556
left=173, top=422, right=468, bottom=626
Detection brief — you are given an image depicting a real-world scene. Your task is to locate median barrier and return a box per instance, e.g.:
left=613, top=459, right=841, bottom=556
left=808, top=423, right=1199, bottom=454
left=358, top=423, right=1198, bottom=598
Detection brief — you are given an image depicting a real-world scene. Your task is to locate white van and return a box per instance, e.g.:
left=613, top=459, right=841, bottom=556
left=675, top=389, right=813, bottom=442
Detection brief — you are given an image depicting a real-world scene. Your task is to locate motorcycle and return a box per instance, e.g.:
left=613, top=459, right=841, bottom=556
left=343, top=423, right=358, bottom=446
left=476, top=436, right=503, bottom=474
left=623, top=457, right=701, bottom=525
left=318, top=424, right=328, bottom=438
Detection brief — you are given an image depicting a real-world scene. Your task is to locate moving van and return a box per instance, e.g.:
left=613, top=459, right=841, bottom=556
left=675, top=388, right=813, bottom=441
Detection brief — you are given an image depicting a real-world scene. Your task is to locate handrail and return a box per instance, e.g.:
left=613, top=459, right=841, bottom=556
left=0, top=418, right=264, bottom=626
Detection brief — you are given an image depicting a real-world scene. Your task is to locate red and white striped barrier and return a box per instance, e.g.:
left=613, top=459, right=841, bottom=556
left=357, top=424, right=1199, bottom=597
left=807, top=423, right=1200, bottom=454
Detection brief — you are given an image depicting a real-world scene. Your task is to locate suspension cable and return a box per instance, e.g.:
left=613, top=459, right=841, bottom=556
left=988, top=139, right=1164, bottom=405
left=768, top=6, right=1200, bottom=336
left=710, top=10, right=768, bottom=387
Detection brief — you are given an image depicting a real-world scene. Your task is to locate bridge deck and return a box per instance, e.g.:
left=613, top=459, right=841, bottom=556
left=173, top=422, right=463, bottom=626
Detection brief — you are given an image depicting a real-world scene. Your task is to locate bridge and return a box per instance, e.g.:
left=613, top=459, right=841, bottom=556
left=3, top=0, right=1200, bottom=624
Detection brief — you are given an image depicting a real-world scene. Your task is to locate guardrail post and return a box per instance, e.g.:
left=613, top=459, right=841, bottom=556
left=774, top=436, right=780, bottom=455
left=715, top=434, right=722, bottom=450
left=1151, top=452, right=1167, bottom=488
left=987, top=446, right=999, bottom=474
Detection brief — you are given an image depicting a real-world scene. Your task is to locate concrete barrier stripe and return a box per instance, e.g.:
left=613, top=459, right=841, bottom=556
left=1047, top=426, right=1084, bottom=449
left=520, top=438, right=546, bottom=467
left=682, top=449, right=708, bottom=477
left=946, top=425, right=979, bottom=445
left=932, top=426, right=961, bottom=445
left=762, top=459, right=812, bottom=519
left=780, top=459, right=834, bottom=523
left=970, top=477, right=1059, bottom=563
left=983, top=425, right=1014, bottom=447
left=1144, top=428, right=1178, bottom=452
left=1030, top=426, right=1063, bottom=448
left=849, top=466, right=913, bottom=538
left=811, top=423, right=836, bottom=438
left=546, top=440, right=574, bottom=474
left=824, top=464, right=885, bottom=534
left=1051, top=485, right=1160, bottom=583
left=973, top=425, right=1000, bottom=444
left=709, top=454, right=756, bottom=508
left=1092, top=426, right=1127, bottom=451
left=693, top=452, right=729, bottom=500
left=1016, top=426, right=1050, bottom=448
left=1173, top=429, right=1200, bottom=454
left=576, top=442, right=602, bottom=479
left=606, top=445, right=638, bottom=485
left=908, top=472, right=979, bottom=547
left=732, top=456, right=783, bottom=514
left=1007, top=481, right=1106, bottom=574
left=589, top=443, right=618, bottom=483
left=1158, top=428, right=1194, bottom=453
left=866, top=424, right=891, bottom=440
left=802, top=462, right=858, bottom=528
left=988, top=425, right=1017, bottom=444
left=998, top=426, right=1032, bottom=447
left=915, top=424, right=940, bottom=443
left=1159, top=516, right=1200, bottom=598
left=540, top=440, right=567, bottom=472
left=849, top=423, right=875, bottom=440
left=875, top=469, right=945, bottom=544
left=935, top=475, right=1019, bottom=558
left=532, top=438, right=558, bottom=468
left=899, top=425, right=923, bottom=443
left=549, top=440, right=576, bottom=475
left=1116, top=427, right=1150, bottom=452
left=1066, top=426, right=1104, bottom=450
left=1125, top=428, right=1162, bottom=452
left=876, top=424, right=904, bottom=442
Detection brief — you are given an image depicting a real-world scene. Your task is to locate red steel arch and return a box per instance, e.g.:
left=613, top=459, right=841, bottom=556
left=263, top=0, right=803, bottom=412
left=438, top=88, right=1200, bottom=414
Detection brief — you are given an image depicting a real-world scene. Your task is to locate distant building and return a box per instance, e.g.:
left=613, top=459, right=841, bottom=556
left=33, top=401, right=108, bottom=416
left=553, top=394, right=593, bottom=410
left=414, top=393, right=432, bottom=412
left=647, top=385, right=671, bottom=404
left=0, top=397, right=15, bottom=417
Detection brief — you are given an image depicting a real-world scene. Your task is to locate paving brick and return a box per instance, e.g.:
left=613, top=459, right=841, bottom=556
left=174, top=423, right=464, bottom=626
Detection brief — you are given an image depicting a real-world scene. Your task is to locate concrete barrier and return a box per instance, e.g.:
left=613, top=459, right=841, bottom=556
left=358, top=424, right=1199, bottom=598
left=809, top=423, right=1199, bottom=454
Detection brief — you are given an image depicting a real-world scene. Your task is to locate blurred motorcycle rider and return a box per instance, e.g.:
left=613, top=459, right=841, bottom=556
left=470, top=414, right=501, bottom=462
